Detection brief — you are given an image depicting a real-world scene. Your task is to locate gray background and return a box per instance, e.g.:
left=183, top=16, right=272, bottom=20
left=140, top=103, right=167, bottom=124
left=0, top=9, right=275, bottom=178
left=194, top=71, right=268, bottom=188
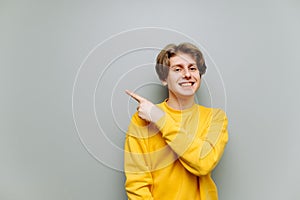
left=1, top=0, right=299, bottom=199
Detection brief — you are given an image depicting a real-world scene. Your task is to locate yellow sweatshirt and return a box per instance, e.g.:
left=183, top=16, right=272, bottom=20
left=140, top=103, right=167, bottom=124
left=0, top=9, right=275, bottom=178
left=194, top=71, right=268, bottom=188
left=124, top=100, right=228, bottom=200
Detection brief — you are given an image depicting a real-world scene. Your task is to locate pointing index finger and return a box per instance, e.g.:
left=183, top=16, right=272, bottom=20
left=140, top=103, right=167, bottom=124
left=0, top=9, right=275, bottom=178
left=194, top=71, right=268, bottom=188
left=125, top=90, right=144, bottom=103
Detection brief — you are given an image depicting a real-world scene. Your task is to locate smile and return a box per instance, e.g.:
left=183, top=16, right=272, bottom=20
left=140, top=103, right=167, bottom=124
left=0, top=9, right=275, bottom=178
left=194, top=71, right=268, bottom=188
left=179, top=82, right=195, bottom=87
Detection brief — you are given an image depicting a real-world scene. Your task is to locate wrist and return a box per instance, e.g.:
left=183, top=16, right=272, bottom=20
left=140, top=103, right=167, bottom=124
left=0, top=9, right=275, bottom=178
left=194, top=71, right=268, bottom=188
left=150, top=106, right=165, bottom=123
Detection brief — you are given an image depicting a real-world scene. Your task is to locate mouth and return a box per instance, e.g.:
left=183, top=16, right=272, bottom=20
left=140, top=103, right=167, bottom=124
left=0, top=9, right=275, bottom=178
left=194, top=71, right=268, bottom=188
left=178, top=82, right=195, bottom=87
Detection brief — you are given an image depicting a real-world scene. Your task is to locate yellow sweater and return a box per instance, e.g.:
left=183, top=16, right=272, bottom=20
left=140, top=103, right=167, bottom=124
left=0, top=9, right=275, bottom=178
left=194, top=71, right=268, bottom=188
left=124, top=101, right=228, bottom=200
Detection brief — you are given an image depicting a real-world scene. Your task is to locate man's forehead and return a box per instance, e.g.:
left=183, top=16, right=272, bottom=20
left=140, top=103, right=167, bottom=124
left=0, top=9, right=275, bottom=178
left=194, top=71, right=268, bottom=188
left=169, top=53, right=196, bottom=66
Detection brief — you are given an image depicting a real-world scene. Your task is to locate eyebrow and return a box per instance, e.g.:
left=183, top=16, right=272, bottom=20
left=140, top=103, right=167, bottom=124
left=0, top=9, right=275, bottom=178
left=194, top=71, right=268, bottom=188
left=170, top=63, right=197, bottom=68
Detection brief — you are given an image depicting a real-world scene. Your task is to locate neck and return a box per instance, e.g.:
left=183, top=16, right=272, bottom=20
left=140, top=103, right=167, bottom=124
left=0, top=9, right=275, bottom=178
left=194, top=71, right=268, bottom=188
left=166, top=93, right=195, bottom=110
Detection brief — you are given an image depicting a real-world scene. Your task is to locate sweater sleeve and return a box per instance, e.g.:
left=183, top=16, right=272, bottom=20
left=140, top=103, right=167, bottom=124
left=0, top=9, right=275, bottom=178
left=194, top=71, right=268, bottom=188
left=124, top=114, right=154, bottom=200
left=155, top=108, right=229, bottom=176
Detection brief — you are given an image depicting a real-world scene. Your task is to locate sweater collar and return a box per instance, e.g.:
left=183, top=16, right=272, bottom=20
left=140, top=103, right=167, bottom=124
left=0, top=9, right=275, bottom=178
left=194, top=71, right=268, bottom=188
left=162, top=99, right=198, bottom=114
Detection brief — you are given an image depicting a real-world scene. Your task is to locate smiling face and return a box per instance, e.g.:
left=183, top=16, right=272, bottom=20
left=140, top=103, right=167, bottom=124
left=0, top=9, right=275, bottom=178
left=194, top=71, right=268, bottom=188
left=162, top=52, right=201, bottom=100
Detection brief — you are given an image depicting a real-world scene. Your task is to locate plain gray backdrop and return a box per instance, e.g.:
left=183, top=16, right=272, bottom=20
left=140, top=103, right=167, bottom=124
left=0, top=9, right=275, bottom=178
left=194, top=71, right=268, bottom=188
left=1, top=0, right=299, bottom=199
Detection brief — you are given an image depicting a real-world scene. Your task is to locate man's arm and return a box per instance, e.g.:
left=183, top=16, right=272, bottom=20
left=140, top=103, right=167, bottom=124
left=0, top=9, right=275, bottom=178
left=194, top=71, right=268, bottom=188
left=124, top=113, right=154, bottom=200
left=155, top=108, right=228, bottom=176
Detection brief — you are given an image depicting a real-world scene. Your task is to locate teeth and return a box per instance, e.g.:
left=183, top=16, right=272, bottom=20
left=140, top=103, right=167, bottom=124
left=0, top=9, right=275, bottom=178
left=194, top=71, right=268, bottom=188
left=181, top=83, right=192, bottom=86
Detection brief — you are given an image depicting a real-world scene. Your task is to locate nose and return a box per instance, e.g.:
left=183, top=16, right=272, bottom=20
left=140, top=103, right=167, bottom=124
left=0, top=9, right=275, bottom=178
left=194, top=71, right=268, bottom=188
left=183, top=68, right=191, bottom=79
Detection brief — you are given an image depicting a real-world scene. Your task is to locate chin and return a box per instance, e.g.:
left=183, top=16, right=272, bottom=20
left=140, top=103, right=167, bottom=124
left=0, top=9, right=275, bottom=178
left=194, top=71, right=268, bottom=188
left=176, top=90, right=197, bottom=98
left=168, top=86, right=199, bottom=99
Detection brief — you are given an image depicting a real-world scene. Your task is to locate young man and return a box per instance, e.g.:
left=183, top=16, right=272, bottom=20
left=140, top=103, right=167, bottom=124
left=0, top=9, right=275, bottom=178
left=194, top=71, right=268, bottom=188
left=124, top=43, right=228, bottom=200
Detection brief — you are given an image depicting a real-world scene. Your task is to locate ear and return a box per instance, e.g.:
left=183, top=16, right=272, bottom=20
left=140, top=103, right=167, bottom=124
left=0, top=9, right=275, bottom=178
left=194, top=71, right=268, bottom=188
left=162, top=80, right=168, bottom=86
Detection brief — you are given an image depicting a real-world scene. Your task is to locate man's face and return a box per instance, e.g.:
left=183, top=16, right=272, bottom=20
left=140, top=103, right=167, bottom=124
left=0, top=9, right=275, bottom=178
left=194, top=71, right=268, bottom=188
left=162, top=53, right=201, bottom=99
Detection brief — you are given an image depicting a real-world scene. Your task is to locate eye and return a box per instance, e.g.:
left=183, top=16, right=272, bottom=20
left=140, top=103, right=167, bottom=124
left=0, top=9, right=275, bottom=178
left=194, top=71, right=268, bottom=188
left=174, top=67, right=182, bottom=72
left=189, top=66, right=198, bottom=71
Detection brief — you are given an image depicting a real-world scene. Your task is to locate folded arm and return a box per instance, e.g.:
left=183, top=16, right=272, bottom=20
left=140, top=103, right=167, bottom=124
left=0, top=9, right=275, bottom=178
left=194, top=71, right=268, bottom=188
left=155, top=108, right=229, bottom=176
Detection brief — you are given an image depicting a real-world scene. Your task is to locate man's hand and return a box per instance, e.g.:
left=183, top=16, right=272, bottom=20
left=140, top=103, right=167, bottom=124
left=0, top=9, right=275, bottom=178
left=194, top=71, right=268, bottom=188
left=125, top=90, right=165, bottom=123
